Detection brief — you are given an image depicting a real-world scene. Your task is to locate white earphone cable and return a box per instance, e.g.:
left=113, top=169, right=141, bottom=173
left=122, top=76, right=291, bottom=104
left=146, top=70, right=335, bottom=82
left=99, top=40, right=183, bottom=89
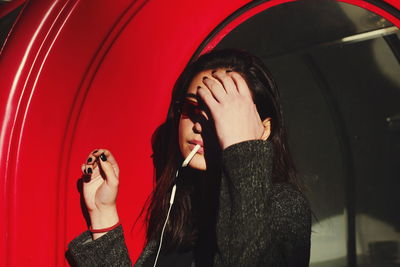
left=152, top=144, right=200, bottom=267
left=152, top=202, right=173, bottom=267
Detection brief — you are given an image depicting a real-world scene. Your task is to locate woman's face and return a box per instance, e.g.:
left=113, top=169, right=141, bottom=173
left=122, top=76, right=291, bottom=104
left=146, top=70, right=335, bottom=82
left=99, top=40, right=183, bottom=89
left=178, top=70, right=216, bottom=170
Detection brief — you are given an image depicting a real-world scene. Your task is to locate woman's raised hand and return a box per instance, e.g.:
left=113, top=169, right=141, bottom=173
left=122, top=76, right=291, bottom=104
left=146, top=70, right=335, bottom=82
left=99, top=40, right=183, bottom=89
left=197, top=69, right=270, bottom=150
left=81, top=149, right=120, bottom=239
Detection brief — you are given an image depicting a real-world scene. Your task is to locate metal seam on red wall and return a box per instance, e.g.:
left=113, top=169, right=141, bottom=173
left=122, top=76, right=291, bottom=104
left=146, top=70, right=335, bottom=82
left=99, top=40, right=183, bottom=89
left=2, top=1, right=79, bottom=266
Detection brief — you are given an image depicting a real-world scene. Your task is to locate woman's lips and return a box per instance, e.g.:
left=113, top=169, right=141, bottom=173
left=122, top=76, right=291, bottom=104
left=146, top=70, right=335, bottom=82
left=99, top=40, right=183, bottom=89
left=189, top=141, right=204, bottom=154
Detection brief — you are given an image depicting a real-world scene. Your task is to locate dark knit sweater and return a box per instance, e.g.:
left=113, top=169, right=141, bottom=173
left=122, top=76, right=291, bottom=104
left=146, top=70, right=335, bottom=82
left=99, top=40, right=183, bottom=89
left=68, top=140, right=311, bottom=266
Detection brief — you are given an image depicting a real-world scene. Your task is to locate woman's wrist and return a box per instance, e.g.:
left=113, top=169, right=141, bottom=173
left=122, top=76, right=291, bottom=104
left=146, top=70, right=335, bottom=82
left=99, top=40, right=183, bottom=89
left=89, top=206, right=119, bottom=239
left=90, top=221, right=120, bottom=233
left=90, top=206, right=119, bottom=227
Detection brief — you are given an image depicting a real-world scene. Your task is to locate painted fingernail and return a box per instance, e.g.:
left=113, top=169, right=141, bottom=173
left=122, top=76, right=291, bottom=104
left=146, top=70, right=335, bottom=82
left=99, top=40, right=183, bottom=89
left=87, top=157, right=92, bottom=163
left=87, top=167, right=92, bottom=174
left=100, top=153, right=107, bottom=162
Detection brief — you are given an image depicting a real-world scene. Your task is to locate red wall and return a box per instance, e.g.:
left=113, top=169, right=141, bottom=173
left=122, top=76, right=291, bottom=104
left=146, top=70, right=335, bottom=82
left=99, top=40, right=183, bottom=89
left=0, top=0, right=398, bottom=266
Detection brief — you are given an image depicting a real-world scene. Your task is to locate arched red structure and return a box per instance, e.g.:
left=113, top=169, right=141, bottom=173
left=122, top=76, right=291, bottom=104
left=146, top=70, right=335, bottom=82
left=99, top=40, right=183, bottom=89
left=0, top=0, right=399, bottom=266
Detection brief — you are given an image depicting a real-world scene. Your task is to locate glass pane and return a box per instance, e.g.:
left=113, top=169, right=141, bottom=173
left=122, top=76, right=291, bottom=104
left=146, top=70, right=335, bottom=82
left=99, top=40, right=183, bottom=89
left=215, top=1, right=400, bottom=266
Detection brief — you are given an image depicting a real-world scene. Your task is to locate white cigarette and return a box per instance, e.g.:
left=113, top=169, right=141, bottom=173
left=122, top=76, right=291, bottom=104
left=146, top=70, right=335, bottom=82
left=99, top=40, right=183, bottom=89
left=182, top=144, right=201, bottom=167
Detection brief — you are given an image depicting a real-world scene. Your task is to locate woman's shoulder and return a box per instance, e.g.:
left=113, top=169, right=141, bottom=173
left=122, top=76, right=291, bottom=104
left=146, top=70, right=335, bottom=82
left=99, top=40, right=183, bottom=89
left=269, top=182, right=311, bottom=232
left=270, top=182, right=311, bottom=214
left=267, top=182, right=312, bottom=256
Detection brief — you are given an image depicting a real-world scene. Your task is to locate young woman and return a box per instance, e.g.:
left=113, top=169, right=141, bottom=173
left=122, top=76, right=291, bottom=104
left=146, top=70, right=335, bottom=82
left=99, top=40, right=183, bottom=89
left=68, top=49, right=311, bottom=267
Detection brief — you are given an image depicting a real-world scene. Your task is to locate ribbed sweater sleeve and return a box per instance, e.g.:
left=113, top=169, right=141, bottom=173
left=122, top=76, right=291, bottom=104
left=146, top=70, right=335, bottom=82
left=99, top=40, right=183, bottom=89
left=214, top=140, right=311, bottom=267
left=67, top=225, right=132, bottom=267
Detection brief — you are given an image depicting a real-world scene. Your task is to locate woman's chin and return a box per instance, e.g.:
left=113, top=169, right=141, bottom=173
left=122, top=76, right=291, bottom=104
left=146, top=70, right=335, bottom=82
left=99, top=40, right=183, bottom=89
left=188, top=154, right=207, bottom=171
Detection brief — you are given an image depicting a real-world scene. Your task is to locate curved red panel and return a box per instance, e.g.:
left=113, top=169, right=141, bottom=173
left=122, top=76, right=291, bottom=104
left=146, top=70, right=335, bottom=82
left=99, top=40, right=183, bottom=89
left=0, top=0, right=398, bottom=266
left=0, top=0, right=251, bottom=265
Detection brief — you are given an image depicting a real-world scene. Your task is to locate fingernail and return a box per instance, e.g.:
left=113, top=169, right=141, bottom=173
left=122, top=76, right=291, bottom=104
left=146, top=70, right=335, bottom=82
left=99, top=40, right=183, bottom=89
left=87, top=158, right=92, bottom=163
left=87, top=167, right=92, bottom=174
left=100, top=153, right=107, bottom=162
left=211, top=70, right=217, bottom=74
left=202, top=76, right=208, bottom=81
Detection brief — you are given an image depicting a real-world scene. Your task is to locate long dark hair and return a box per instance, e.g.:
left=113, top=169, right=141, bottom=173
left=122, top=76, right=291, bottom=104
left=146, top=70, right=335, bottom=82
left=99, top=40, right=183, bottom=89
left=145, top=49, right=301, bottom=252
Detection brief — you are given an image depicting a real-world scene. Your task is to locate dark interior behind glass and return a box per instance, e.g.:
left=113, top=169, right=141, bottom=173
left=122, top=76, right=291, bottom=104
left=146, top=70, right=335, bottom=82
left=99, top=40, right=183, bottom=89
left=216, top=1, right=400, bottom=266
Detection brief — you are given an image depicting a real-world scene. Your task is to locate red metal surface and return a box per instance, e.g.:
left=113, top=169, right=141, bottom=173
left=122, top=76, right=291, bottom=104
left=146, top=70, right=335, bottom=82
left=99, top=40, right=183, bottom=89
left=0, top=0, right=398, bottom=266
left=0, top=0, right=26, bottom=18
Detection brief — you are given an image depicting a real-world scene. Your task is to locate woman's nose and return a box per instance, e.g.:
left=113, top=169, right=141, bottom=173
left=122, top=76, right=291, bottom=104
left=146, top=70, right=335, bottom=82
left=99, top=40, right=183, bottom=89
left=193, top=121, right=202, bottom=133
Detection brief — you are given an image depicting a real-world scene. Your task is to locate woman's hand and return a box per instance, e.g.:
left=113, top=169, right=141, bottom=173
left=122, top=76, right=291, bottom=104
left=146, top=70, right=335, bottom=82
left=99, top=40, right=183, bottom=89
left=81, top=149, right=120, bottom=239
left=197, top=69, right=270, bottom=150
